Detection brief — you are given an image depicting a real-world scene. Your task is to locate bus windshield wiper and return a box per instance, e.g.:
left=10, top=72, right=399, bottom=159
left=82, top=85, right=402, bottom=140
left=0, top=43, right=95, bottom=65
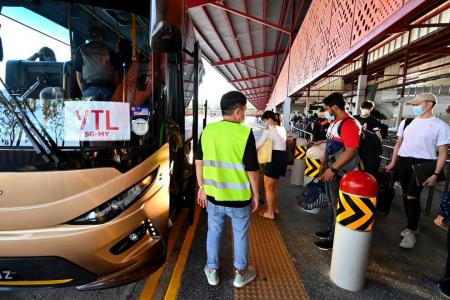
left=0, top=77, right=60, bottom=165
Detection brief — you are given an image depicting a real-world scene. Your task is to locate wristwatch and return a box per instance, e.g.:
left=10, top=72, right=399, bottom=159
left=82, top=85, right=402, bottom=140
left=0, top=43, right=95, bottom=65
left=433, top=173, right=440, bottom=176
left=330, top=167, right=338, bottom=173
left=198, top=185, right=204, bottom=189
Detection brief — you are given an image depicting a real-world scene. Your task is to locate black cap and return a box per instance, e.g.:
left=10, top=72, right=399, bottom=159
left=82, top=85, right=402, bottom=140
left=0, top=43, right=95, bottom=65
left=220, top=91, right=247, bottom=112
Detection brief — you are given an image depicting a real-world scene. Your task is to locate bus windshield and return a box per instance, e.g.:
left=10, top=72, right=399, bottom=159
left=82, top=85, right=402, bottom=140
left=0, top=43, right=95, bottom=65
left=0, top=3, right=167, bottom=172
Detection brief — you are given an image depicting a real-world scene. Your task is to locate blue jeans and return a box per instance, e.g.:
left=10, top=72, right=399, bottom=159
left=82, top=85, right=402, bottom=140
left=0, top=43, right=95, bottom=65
left=206, top=201, right=251, bottom=270
left=83, top=86, right=113, bottom=101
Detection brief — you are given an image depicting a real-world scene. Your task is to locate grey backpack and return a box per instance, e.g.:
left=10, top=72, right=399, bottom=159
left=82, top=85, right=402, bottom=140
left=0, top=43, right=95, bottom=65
left=80, top=43, right=114, bottom=83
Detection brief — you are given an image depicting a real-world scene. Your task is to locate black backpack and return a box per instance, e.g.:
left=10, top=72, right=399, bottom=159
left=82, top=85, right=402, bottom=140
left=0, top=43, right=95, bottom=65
left=338, top=117, right=382, bottom=176
left=379, top=123, right=389, bottom=139
left=403, top=118, right=414, bottom=131
left=311, top=119, right=329, bottom=142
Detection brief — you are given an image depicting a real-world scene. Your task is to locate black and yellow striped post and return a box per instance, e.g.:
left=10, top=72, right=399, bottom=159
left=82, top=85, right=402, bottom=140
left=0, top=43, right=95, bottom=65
left=330, top=171, right=378, bottom=292
left=294, top=145, right=307, bottom=160
left=304, top=158, right=321, bottom=178
left=290, top=138, right=308, bottom=186
left=303, top=144, right=325, bottom=185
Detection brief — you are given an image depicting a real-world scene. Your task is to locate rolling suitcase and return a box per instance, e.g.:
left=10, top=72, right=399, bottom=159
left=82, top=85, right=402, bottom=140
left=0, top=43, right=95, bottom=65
left=376, top=169, right=395, bottom=215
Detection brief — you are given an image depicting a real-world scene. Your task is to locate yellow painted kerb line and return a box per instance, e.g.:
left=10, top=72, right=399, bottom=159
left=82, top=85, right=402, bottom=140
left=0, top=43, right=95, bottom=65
left=0, top=279, right=72, bottom=285
left=164, top=205, right=201, bottom=300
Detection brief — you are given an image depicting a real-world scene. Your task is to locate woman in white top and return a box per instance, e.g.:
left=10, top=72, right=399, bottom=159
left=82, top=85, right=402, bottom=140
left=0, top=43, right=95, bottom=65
left=256, top=111, right=288, bottom=220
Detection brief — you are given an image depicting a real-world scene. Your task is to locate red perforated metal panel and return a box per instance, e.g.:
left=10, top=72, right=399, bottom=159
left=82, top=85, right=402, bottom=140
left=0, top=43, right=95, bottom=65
left=351, top=0, right=403, bottom=45
left=328, top=0, right=355, bottom=63
left=267, top=0, right=432, bottom=109
left=307, top=0, right=333, bottom=76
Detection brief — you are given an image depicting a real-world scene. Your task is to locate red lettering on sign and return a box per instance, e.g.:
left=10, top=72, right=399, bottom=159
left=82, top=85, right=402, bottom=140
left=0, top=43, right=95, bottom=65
left=76, top=110, right=89, bottom=130
left=91, top=110, right=104, bottom=130
left=106, top=111, right=119, bottom=130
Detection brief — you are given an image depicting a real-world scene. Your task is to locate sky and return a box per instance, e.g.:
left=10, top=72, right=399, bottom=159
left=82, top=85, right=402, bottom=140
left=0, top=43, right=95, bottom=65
left=0, top=6, right=238, bottom=108
left=199, top=60, right=240, bottom=109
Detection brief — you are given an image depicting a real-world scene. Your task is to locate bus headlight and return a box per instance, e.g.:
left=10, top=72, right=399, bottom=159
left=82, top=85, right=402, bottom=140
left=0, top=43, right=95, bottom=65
left=68, top=168, right=159, bottom=225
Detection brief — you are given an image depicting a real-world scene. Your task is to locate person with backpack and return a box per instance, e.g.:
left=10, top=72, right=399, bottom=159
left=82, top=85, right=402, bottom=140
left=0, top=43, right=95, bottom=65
left=74, top=25, right=120, bottom=101
left=314, top=92, right=361, bottom=251
left=310, top=112, right=330, bottom=142
left=386, top=93, right=450, bottom=249
left=354, top=101, right=383, bottom=141
left=350, top=101, right=383, bottom=177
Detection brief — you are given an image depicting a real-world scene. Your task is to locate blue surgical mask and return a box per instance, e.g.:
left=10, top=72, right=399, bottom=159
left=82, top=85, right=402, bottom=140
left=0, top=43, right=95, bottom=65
left=412, top=106, right=424, bottom=116
left=325, top=111, right=335, bottom=121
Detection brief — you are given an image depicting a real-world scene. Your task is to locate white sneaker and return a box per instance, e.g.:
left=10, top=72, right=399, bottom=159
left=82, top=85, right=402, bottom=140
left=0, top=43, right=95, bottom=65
left=400, top=231, right=416, bottom=249
left=204, top=266, right=219, bottom=286
left=400, top=228, right=419, bottom=238
left=233, top=266, right=256, bottom=288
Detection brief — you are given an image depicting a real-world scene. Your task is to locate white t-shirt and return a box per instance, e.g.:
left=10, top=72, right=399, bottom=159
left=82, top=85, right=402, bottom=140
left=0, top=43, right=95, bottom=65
left=397, top=116, right=450, bottom=159
left=256, top=125, right=287, bottom=151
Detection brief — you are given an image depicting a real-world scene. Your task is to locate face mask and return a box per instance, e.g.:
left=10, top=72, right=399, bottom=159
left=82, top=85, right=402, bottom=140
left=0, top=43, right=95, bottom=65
left=360, top=109, right=370, bottom=116
left=325, top=111, right=335, bottom=121
left=412, top=106, right=424, bottom=116
left=240, top=113, right=245, bottom=124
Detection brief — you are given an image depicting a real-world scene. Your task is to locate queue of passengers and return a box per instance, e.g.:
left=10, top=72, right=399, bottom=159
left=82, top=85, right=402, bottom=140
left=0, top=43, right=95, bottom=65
left=196, top=91, right=450, bottom=297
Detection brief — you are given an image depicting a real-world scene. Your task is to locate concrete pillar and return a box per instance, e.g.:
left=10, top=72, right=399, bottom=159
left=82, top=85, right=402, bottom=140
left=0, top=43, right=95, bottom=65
left=354, top=75, right=368, bottom=115
left=305, top=98, right=310, bottom=114
left=283, top=96, right=291, bottom=132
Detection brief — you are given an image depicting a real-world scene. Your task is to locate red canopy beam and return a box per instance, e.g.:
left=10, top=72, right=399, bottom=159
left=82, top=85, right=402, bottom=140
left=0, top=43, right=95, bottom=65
left=242, top=0, right=256, bottom=79
left=187, top=0, right=291, bottom=34
left=245, top=91, right=271, bottom=96
left=221, top=4, right=252, bottom=87
left=211, top=49, right=287, bottom=66
left=198, top=7, right=246, bottom=89
left=270, top=0, right=289, bottom=86
left=239, top=84, right=273, bottom=91
left=231, top=75, right=272, bottom=83
left=237, top=61, right=275, bottom=77
left=210, top=2, right=291, bottom=34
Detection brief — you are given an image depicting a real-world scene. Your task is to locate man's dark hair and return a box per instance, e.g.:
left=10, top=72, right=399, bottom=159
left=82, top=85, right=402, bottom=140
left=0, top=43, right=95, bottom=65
left=361, top=100, right=374, bottom=110
left=221, top=91, right=247, bottom=115
left=323, top=92, right=346, bottom=110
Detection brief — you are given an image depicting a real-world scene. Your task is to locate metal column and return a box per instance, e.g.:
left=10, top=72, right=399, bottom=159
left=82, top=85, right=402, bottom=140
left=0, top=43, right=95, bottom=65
left=354, top=50, right=368, bottom=115
left=396, top=30, right=412, bottom=129
left=283, top=96, right=292, bottom=131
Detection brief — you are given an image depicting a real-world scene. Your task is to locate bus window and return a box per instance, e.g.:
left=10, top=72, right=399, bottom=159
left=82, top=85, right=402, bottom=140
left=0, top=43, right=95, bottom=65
left=0, top=3, right=165, bottom=173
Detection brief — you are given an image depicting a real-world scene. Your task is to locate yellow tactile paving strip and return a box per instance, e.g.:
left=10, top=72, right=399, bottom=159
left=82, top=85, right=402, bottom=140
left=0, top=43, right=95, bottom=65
left=235, top=216, right=309, bottom=300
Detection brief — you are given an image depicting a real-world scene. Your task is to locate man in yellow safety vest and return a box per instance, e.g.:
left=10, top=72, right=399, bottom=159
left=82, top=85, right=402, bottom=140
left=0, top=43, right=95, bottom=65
left=195, top=91, right=260, bottom=288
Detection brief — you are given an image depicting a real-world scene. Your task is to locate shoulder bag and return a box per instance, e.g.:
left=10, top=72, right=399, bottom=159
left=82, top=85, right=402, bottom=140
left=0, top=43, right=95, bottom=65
left=258, top=127, right=273, bottom=164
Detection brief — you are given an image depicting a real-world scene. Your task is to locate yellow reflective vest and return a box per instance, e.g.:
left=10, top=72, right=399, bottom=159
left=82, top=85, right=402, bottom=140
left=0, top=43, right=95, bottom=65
left=201, top=121, right=252, bottom=201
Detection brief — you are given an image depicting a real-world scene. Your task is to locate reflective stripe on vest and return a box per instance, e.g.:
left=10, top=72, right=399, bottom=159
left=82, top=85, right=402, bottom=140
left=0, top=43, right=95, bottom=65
left=202, top=121, right=252, bottom=201
left=204, top=179, right=251, bottom=190
left=203, top=160, right=245, bottom=171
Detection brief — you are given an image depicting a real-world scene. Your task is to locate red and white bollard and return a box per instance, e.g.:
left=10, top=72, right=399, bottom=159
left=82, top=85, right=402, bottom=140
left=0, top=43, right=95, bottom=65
left=330, top=170, right=378, bottom=292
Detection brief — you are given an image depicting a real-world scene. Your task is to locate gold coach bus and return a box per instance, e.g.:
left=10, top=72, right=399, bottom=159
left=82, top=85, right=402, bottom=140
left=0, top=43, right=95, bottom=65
left=0, top=0, right=198, bottom=290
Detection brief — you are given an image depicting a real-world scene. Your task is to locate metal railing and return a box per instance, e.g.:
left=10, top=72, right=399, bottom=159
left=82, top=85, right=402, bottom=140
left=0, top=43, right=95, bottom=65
left=291, top=125, right=314, bottom=143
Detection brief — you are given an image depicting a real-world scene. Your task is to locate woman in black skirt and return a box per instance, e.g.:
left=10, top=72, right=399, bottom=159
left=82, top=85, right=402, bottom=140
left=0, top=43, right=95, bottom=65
left=256, top=111, right=288, bottom=220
